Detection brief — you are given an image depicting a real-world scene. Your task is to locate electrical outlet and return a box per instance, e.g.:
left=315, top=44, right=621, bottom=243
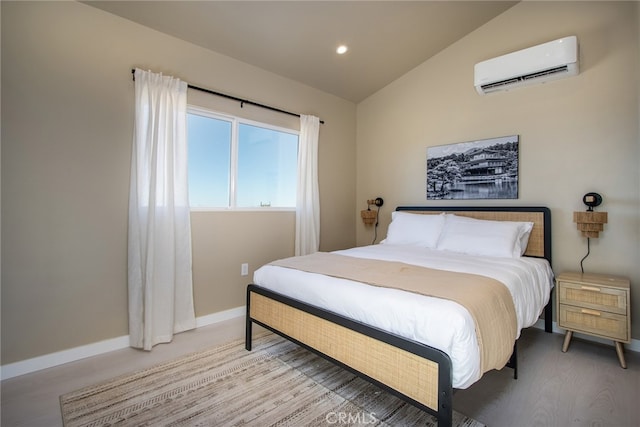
left=241, top=263, right=249, bottom=276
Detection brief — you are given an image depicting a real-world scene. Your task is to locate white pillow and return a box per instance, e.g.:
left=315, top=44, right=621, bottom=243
left=436, top=214, right=534, bottom=258
left=382, top=211, right=445, bottom=248
left=515, top=223, right=534, bottom=256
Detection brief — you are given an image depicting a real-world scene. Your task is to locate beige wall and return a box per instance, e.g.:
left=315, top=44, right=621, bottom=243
left=357, top=1, right=640, bottom=339
left=1, top=1, right=356, bottom=363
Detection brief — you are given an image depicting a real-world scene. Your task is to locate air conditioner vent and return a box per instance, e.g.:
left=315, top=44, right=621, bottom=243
left=522, top=65, right=570, bottom=80
left=480, top=65, right=571, bottom=93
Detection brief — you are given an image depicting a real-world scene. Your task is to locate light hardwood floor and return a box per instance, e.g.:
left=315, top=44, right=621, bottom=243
left=2, top=317, right=638, bottom=427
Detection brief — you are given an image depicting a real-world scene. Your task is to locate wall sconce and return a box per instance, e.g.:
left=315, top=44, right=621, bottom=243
left=573, top=192, right=607, bottom=238
left=360, top=197, right=384, bottom=226
left=573, top=192, right=607, bottom=272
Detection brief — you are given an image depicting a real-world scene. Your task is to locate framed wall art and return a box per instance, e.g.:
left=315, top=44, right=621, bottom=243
left=426, top=135, right=519, bottom=200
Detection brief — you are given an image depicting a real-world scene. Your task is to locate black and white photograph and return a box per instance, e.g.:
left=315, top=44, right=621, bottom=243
left=426, top=135, right=519, bottom=200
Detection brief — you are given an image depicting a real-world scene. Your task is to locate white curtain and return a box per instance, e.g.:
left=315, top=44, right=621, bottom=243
left=295, top=115, right=321, bottom=256
left=128, top=68, right=196, bottom=350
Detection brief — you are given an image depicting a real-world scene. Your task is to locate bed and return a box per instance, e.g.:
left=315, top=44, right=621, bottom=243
left=245, top=206, right=553, bottom=426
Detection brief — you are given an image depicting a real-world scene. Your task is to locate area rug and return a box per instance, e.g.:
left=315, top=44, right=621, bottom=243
left=60, top=333, right=484, bottom=426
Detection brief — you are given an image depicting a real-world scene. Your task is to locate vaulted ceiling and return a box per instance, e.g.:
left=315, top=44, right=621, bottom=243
left=87, top=1, right=517, bottom=102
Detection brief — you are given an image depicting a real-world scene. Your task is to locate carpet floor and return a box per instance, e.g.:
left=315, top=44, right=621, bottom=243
left=60, top=333, right=483, bottom=426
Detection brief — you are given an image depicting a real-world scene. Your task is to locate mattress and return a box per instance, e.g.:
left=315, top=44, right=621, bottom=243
left=252, top=244, right=554, bottom=388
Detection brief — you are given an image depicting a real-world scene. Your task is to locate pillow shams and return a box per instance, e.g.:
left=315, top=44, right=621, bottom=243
left=436, top=214, right=533, bottom=258
left=382, top=211, right=445, bottom=248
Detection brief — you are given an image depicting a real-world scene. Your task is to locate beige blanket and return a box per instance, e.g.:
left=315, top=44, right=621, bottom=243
left=270, top=252, right=517, bottom=374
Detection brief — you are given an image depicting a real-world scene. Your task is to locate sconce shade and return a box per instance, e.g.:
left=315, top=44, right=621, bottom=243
left=573, top=211, right=608, bottom=238
left=361, top=209, right=377, bottom=225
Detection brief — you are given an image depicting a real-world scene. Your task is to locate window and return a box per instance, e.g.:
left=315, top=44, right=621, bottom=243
left=187, top=107, right=299, bottom=209
left=187, top=112, right=231, bottom=207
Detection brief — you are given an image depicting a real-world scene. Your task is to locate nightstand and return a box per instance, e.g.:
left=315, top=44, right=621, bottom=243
left=556, top=271, right=631, bottom=368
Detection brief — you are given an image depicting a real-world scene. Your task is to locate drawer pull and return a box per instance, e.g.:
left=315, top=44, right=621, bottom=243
left=580, top=285, right=601, bottom=292
left=581, top=308, right=601, bottom=316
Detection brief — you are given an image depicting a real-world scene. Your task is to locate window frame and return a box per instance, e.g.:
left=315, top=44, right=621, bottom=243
left=187, top=105, right=299, bottom=212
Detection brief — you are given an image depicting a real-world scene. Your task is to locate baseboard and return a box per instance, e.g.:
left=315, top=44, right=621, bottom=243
left=0, top=306, right=246, bottom=381
left=195, top=306, right=245, bottom=328
left=0, top=335, right=132, bottom=381
left=532, top=319, right=640, bottom=352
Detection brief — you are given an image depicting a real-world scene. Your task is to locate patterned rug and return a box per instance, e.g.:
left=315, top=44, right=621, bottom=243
left=60, top=333, right=484, bottom=426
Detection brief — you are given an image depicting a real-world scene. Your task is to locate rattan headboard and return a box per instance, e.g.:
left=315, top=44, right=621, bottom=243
left=396, top=206, right=551, bottom=262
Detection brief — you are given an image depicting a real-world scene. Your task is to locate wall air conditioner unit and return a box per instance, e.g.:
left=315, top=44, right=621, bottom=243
left=474, top=36, right=579, bottom=95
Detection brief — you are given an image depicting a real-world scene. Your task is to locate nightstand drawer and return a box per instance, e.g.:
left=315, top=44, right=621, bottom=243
left=557, top=281, right=627, bottom=315
left=558, top=304, right=629, bottom=342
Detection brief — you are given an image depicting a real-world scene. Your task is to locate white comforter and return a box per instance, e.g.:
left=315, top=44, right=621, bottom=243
left=252, top=244, right=554, bottom=389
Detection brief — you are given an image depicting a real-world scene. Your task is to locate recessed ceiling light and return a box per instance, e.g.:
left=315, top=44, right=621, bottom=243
left=336, top=45, right=348, bottom=55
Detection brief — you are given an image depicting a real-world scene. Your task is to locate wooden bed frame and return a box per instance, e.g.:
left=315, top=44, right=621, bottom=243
left=246, top=206, right=552, bottom=426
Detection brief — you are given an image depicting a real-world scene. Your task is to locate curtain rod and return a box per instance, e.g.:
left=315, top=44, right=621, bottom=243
left=131, top=69, right=324, bottom=124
